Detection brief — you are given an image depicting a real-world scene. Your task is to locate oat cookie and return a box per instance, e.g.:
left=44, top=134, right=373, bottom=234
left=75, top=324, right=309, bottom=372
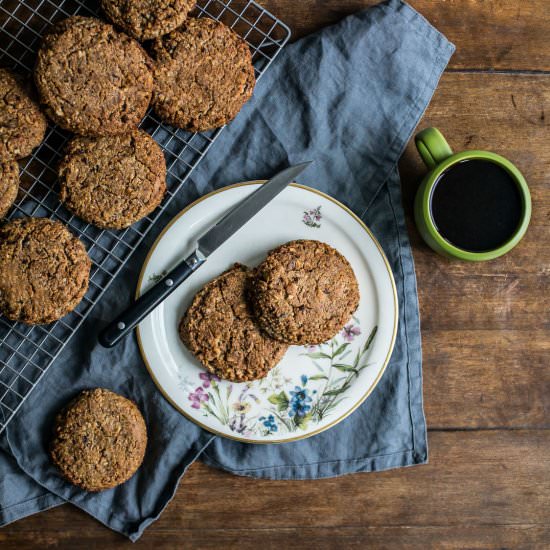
left=0, top=161, right=19, bottom=217
left=59, top=130, right=166, bottom=229
left=152, top=17, right=255, bottom=132
left=180, top=264, right=287, bottom=382
left=252, top=240, right=360, bottom=345
left=35, top=16, right=153, bottom=136
left=0, top=217, right=90, bottom=324
left=0, top=68, right=47, bottom=161
left=102, top=0, right=196, bottom=41
left=50, top=388, right=147, bottom=492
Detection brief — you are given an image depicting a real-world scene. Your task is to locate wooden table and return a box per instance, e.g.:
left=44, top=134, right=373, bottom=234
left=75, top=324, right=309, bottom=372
left=2, top=1, right=549, bottom=547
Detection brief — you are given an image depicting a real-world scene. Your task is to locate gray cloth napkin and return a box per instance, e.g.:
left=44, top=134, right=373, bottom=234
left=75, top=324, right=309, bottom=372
left=0, top=0, right=454, bottom=540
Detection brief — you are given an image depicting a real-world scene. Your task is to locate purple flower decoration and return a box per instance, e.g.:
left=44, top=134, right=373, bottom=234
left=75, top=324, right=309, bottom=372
left=199, top=372, right=219, bottom=388
left=342, top=324, right=361, bottom=342
left=188, top=387, right=209, bottom=409
left=302, top=206, right=322, bottom=228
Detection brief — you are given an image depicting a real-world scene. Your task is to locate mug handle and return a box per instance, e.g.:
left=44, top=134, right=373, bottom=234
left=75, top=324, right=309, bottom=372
left=415, top=127, right=453, bottom=170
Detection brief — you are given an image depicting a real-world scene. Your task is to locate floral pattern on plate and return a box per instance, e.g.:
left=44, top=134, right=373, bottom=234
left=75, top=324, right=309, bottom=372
left=178, top=320, right=377, bottom=437
left=302, top=205, right=322, bottom=228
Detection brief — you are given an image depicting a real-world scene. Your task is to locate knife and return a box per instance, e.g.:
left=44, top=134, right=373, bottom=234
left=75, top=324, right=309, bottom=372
left=98, top=162, right=312, bottom=348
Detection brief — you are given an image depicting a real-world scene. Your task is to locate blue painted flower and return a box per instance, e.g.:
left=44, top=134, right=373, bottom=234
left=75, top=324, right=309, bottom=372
left=301, top=374, right=308, bottom=386
left=289, top=386, right=313, bottom=418
left=259, top=414, right=278, bottom=432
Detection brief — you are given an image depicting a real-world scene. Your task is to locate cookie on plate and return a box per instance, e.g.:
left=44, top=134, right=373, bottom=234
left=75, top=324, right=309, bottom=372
left=252, top=240, right=360, bottom=345
left=0, top=218, right=90, bottom=324
left=59, top=130, right=166, bottom=229
left=151, top=17, right=255, bottom=132
left=35, top=16, right=153, bottom=136
left=0, top=161, right=19, bottom=218
left=101, top=0, right=196, bottom=41
left=0, top=68, right=47, bottom=162
left=50, top=388, right=147, bottom=492
left=180, top=264, right=288, bottom=382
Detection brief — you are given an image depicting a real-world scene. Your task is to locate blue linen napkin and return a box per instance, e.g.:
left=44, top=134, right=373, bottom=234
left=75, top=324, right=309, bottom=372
left=0, top=0, right=454, bottom=540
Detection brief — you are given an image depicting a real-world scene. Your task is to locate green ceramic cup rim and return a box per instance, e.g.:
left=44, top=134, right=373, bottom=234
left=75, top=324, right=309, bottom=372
left=417, top=134, right=531, bottom=261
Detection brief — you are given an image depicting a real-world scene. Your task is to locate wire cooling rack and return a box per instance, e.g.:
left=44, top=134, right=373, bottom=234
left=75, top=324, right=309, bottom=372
left=0, top=0, right=291, bottom=433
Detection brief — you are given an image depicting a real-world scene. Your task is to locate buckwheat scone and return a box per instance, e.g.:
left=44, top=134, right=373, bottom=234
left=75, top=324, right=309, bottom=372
left=0, top=161, right=19, bottom=217
left=0, top=218, right=90, bottom=324
left=101, top=0, right=196, bottom=41
left=35, top=16, right=153, bottom=136
left=180, top=264, right=287, bottom=382
left=50, top=388, right=147, bottom=492
left=0, top=68, right=47, bottom=161
left=151, top=17, right=255, bottom=132
left=59, top=130, right=166, bottom=229
left=252, top=240, right=360, bottom=345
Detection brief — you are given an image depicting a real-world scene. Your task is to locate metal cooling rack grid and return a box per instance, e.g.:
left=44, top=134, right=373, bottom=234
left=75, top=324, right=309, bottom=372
left=0, top=0, right=291, bottom=433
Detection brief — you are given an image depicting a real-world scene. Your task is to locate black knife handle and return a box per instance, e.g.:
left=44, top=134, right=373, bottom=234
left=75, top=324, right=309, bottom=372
left=98, top=251, right=205, bottom=348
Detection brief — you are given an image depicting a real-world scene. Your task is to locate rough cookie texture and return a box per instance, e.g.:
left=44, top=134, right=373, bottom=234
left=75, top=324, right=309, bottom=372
left=35, top=16, right=153, bottom=136
left=180, top=264, right=287, bottom=382
left=0, top=68, right=47, bottom=161
left=0, top=218, right=90, bottom=324
left=0, top=161, right=19, bottom=217
left=50, top=388, right=147, bottom=492
left=59, top=130, right=166, bottom=229
left=102, top=0, right=196, bottom=41
left=252, top=240, right=360, bottom=345
left=152, top=17, right=256, bottom=132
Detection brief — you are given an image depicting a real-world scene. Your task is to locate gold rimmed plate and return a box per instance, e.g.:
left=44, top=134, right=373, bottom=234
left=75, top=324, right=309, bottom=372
left=136, top=182, right=398, bottom=443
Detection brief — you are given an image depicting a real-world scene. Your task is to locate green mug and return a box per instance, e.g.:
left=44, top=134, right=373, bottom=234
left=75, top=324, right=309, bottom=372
left=413, top=127, right=531, bottom=261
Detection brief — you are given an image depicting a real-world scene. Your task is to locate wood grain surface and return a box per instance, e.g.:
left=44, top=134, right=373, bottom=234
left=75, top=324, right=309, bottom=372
left=2, top=0, right=549, bottom=548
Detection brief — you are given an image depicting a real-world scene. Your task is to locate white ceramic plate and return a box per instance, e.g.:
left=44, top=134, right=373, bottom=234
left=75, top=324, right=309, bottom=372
left=137, top=182, right=398, bottom=443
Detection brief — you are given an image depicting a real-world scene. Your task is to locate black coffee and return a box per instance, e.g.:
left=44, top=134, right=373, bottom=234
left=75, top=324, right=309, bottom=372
left=430, top=159, right=523, bottom=252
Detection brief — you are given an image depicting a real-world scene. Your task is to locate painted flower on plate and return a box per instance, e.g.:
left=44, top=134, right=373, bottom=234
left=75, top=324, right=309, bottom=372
left=259, top=414, right=278, bottom=433
left=289, top=386, right=313, bottom=418
left=341, top=324, right=361, bottom=342
left=188, top=387, right=209, bottom=409
left=302, top=206, right=322, bottom=228
left=199, top=372, right=219, bottom=388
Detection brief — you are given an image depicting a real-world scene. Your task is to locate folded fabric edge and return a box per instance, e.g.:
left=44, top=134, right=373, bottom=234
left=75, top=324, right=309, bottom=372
left=201, top=448, right=426, bottom=480
left=357, top=2, right=456, bottom=220
left=0, top=492, right=64, bottom=528
left=3, top=426, right=216, bottom=542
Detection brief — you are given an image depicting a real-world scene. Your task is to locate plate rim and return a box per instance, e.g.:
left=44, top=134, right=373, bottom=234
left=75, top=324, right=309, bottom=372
left=136, top=181, right=399, bottom=444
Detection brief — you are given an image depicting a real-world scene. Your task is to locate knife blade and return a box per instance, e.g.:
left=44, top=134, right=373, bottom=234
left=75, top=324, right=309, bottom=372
left=98, top=161, right=312, bottom=348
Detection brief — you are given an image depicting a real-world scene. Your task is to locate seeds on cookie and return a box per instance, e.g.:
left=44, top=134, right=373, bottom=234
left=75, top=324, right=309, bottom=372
left=59, top=130, right=166, bottom=229
left=151, top=18, right=256, bottom=132
left=101, top=0, right=196, bottom=41
left=0, top=68, right=47, bottom=162
left=0, top=218, right=90, bottom=324
left=0, top=161, right=19, bottom=218
left=35, top=16, right=153, bottom=136
left=251, top=240, right=360, bottom=345
left=180, top=264, right=288, bottom=382
left=50, top=388, right=147, bottom=492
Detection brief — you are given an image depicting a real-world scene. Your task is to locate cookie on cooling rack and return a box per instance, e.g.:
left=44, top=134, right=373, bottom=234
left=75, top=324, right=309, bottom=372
left=59, top=130, right=166, bottom=229
left=50, top=388, right=147, bottom=492
left=151, top=17, right=256, bottom=132
left=0, top=68, right=47, bottom=162
left=0, top=161, right=19, bottom=218
left=251, top=240, right=360, bottom=345
left=0, top=218, right=90, bottom=324
left=180, top=264, right=288, bottom=382
left=101, top=0, right=196, bottom=41
left=35, top=16, right=153, bottom=136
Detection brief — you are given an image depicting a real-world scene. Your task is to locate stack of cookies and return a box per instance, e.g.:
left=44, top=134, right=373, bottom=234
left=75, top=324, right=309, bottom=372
left=180, top=240, right=361, bottom=382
